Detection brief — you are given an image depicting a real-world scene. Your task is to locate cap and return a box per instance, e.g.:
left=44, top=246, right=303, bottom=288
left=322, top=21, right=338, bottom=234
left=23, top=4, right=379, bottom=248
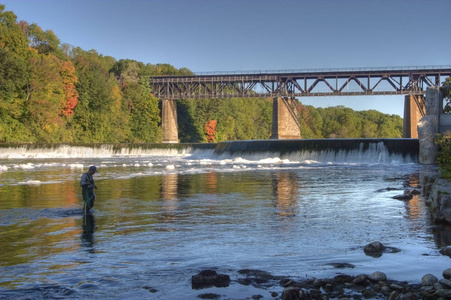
left=89, top=166, right=98, bottom=172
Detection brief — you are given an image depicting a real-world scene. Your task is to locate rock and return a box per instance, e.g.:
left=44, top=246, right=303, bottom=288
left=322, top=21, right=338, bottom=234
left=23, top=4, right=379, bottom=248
left=282, top=286, right=309, bottom=300
left=142, top=286, right=157, bottom=293
left=393, top=190, right=413, bottom=200
left=362, top=289, right=377, bottom=298
left=364, top=241, right=385, bottom=257
left=333, top=274, right=353, bottom=283
left=352, top=274, right=369, bottom=285
left=443, top=268, right=451, bottom=279
left=191, top=269, right=230, bottom=289
left=425, top=178, right=451, bottom=224
left=440, top=247, right=451, bottom=256
left=439, top=278, right=451, bottom=288
left=312, top=278, right=323, bottom=288
left=398, top=291, right=418, bottom=300
left=442, top=207, right=451, bottom=223
left=197, top=293, right=221, bottom=299
left=390, top=283, right=404, bottom=290
left=435, top=288, right=451, bottom=298
left=368, top=271, right=387, bottom=282
left=385, top=246, right=402, bottom=254
left=411, top=189, right=421, bottom=195
left=440, top=246, right=451, bottom=257
left=422, top=274, right=438, bottom=286
left=309, top=289, right=321, bottom=299
left=327, top=262, right=355, bottom=269
left=433, top=282, right=443, bottom=291
left=388, top=291, right=400, bottom=300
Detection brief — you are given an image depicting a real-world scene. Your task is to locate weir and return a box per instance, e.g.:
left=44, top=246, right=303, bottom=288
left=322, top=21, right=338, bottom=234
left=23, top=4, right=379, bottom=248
left=0, top=139, right=418, bottom=163
left=213, top=138, right=418, bottom=162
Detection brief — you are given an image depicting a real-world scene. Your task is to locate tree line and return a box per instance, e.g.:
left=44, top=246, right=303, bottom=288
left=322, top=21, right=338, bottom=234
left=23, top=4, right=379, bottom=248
left=0, top=5, right=406, bottom=144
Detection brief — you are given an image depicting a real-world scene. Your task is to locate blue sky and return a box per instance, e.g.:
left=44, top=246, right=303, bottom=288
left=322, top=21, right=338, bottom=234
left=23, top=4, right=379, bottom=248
left=2, top=0, right=450, bottom=116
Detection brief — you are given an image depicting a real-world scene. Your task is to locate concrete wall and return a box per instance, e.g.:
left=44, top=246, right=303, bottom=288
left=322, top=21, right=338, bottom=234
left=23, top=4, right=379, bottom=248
left=418, top=87, right=447, bottom=164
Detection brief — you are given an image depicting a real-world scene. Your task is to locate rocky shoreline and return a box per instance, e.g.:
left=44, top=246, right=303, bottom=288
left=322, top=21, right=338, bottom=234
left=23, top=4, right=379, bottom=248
left=422, top=174, right=451, bottom=225
left=190, top=266, right=451, bottom=300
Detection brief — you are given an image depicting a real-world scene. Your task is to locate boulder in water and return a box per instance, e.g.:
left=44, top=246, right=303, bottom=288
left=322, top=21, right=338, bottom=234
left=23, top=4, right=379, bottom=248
left=192, top=269, right=230, bottom=289
left=364, top=241, right=385, bottom=256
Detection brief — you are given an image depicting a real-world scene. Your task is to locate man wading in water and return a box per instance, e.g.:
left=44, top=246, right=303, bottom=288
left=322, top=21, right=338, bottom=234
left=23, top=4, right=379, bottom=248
left=80, top=166, right=98, bottom=213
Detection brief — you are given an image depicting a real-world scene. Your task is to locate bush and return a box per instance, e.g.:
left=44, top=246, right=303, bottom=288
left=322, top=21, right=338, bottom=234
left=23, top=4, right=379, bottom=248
left=435, top=131, right=451, bottom=179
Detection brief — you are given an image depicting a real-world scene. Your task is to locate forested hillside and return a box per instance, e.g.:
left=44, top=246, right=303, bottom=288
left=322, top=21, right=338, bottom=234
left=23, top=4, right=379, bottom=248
left=0, top=5, right=404, bottom=143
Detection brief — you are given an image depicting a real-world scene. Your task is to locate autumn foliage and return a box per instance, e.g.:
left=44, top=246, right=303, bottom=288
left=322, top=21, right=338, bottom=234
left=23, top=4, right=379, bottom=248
left=205, top=120, right=217, bottom=143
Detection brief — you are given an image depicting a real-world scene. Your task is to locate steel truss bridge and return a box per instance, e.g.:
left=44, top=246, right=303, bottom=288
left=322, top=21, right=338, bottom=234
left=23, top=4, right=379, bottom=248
left=150, top=65, right=451, bottom=100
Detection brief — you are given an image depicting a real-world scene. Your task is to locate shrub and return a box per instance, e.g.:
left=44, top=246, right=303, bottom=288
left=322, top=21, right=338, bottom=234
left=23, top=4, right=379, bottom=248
left=435, top=131, right=451, bottom=179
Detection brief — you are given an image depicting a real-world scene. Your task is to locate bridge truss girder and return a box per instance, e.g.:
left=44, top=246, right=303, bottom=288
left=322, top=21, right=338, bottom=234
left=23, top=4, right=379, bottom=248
left=150, top=67, right=451, bottom=100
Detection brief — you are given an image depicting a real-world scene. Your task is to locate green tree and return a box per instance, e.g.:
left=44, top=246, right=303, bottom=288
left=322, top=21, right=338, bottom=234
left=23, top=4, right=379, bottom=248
left=23, top=22, right=62, bottom=57
left=123, top=81, right=161, bottom=142
left=25, top=50, right=73, bottom=142
left=68, top=48, right=124, bottom=142
left=0, top=5, right=32, bottom=142
left=0, top=5, right=29, bottom=58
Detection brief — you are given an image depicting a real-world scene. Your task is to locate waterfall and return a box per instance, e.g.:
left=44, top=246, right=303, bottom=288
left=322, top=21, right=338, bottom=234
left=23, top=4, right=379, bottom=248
left=0, top=139, right=418, bottom=164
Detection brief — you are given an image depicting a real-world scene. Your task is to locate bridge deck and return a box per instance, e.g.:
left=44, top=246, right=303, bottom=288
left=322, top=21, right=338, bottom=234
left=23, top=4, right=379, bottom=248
left=150, top=65, right=451, bottom=99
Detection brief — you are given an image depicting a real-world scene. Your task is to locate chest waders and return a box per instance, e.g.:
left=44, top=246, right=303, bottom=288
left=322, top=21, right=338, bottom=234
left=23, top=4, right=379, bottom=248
left=82, top=173, right=96, bottom=213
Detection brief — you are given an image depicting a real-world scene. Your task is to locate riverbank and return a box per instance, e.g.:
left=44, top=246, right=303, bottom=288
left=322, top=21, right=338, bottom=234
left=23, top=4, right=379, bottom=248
left=188, top=267, right=451, bottom=300
left=423, top=174, right=451, bottom=225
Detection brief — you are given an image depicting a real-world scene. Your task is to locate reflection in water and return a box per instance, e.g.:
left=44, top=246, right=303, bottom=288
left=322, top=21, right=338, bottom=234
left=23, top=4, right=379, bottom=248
left=206, top=171, right=218, bottom=194
left=159, top=174, right=179, bottom=224
left=272, top=172, right=299, bottom=218
left=81, top=213, right=96, bottom=252
left=160, top=174, right=178, bottom=201
left=405, top=174, right=423, bottom=221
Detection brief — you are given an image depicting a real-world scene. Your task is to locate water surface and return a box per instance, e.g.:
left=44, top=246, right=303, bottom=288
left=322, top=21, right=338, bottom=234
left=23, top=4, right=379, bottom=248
left=0, top=144, right=450, bottom=299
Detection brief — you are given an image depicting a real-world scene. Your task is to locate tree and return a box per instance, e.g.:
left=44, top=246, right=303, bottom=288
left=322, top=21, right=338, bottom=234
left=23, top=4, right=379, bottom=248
left=205, top=120, right=217, bottom=143
left=26, top=50, right=71, bottom=142
left=0, top=5, right=29, bottom=58
left=23, top=22, right=62, bottom=57
left=443, top=77, right=451, bottom=114
left=69, top=48, right=122, bottom=142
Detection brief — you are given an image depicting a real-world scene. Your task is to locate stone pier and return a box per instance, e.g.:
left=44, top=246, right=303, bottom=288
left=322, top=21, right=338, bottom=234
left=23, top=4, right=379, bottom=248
left=418, top=87, right=444, bottom=164
left=161, top=99, right=178, bottom=143
left=270, top=97, right=301, bottom=140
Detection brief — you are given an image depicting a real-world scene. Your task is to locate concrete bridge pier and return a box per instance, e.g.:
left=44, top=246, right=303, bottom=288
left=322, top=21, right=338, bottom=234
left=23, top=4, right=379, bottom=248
left=270, top=97, right=302, bottom=140
left=403, top=94, right=424, bottom=138
left=418, top=87, right=443, bottom=164
left=161, top=99, right=179, bottom=143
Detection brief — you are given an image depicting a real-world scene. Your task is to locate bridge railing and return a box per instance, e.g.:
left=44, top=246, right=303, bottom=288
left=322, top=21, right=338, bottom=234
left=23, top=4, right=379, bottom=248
left=187, top=65, right=451, bottom=77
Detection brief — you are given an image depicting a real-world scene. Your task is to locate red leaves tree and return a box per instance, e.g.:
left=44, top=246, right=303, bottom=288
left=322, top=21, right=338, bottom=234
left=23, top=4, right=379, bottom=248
left=205, top=120, right=217, bottom=143
left=60, top=60, right=78, bottom=116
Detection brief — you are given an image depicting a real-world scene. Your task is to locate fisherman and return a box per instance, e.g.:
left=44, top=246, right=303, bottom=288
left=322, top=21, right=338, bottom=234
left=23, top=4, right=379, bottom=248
left=80, top=166, right=98, bottom=213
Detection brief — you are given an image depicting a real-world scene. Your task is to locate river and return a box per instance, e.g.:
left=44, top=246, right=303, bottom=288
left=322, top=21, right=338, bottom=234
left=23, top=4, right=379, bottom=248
left=0, top=141, right=450, bottom=299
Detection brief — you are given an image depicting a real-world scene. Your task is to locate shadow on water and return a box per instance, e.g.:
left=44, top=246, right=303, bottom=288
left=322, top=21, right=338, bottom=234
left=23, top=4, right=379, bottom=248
left=81, top=213, right=96, bottom=252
